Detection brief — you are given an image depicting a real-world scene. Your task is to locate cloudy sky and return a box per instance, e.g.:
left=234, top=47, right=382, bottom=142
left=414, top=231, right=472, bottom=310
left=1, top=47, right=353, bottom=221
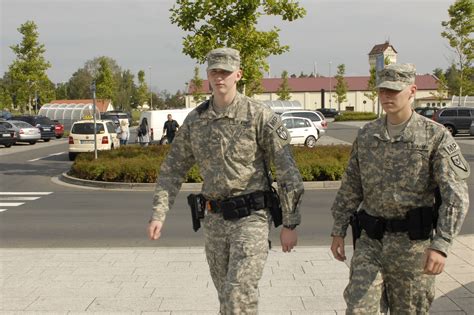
left=1, top=0, right=456, bottom=93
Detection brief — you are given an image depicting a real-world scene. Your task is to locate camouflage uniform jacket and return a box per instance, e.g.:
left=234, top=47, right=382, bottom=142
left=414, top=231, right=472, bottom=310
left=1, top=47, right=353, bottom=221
left=331, top=112, right=470, bottom=255
left=151, top=92, right=304, bottom=226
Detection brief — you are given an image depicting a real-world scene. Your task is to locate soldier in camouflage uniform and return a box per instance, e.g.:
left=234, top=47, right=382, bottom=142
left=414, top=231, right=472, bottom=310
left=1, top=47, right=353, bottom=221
left=330, top=63, right=470, bottom=314
left=147, top=47, right=304, bottom=314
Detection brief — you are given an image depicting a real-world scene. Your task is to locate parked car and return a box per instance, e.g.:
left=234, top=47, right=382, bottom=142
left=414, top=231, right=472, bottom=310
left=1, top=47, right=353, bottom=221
left=0, top=120, right=41, bottom=144
left=0, top=124, right=16, bottom=148
left=280, top=110, right=327, bottom=137
left=414, top=107, right=439, bottom=119
left=52, top=120, right=65, bottom=138
left=317, top=108, right=340, bottom=118
left=282, top=117, right=319, bottom=148
left=101, top=111, right=132, bottom=126
left=12, top=115, right=55, bottom=141
left=432, top=106, right=474, bottom=136
left=68, top=119, right=120, bottom=160
left=0, top=110, right=12, bottom=120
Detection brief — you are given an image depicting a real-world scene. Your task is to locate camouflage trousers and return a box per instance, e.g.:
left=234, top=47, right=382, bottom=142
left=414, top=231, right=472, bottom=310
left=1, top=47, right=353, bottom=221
left=344, top=231, right=435, bottom=315
left=203, top=209, right=270, bottom=315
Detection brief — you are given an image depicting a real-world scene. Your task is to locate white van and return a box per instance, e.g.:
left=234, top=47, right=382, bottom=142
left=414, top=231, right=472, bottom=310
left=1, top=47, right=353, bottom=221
left=139, top=108, right=193, bottom=144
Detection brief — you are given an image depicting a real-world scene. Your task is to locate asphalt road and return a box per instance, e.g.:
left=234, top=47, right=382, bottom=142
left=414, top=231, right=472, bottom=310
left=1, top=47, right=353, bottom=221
left=0, top=122, right=473, bottom=248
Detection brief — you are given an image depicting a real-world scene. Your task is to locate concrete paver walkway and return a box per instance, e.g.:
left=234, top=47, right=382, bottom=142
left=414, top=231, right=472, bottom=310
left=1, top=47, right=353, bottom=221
left=1, top=235, right=472, bottom=314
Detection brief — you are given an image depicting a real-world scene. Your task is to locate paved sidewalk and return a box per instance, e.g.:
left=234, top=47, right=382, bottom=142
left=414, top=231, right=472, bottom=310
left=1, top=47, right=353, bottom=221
left=1, top=235, right=472, bottom=314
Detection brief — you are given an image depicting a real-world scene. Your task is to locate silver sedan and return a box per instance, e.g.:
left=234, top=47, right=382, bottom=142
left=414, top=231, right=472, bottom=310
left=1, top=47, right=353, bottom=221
left=0, top=120, right=41, bottom=144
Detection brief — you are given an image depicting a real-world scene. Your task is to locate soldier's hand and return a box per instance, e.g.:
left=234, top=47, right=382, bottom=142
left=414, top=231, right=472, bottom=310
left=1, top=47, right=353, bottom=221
left=148, top=220, right=163, bottom=240
left=423, top=249, right=446, bottom=275
left=331, top=236, right=346, bottom=261
left=280, top=228, right=297, bottom=252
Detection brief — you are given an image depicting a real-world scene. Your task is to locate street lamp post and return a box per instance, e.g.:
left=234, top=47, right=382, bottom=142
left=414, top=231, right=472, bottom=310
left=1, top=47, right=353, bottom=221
left=149, top=66, right=153, bottom=110
left=329, top=61, right=332, bottom=109
left=91, top=81, right=98, bottom=160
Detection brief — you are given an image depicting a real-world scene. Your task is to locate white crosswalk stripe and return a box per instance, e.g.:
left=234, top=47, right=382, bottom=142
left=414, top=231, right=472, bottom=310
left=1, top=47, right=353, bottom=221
left=0, top=192, right=52, bottom=213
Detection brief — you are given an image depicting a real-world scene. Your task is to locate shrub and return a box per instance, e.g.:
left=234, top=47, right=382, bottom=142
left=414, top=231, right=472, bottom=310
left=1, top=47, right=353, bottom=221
left=334, top=111, right=377, bottom=121
left=69, top=144, right=352, bottom=182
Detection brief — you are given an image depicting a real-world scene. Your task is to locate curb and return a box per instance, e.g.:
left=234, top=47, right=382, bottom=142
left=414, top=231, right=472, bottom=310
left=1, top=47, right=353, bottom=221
left=58, top=172, right=341, bottom=191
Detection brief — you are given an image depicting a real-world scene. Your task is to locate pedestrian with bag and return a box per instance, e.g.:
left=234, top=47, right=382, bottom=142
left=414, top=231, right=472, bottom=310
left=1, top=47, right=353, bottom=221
left=137, top=117, right=150, bottom=146
left=147, top=47, right=304, bottom=314
left=330, top=63, right=470, bottom=314
left=118, top=119, right=130, bottom=145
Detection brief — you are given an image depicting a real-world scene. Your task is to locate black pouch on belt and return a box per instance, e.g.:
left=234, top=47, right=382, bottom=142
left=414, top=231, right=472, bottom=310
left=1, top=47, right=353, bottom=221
left=221, top=196, right=251, bottom=220
left=359, top=210, right=385, bottom=240
left=407, top=207, right=433, bottom=240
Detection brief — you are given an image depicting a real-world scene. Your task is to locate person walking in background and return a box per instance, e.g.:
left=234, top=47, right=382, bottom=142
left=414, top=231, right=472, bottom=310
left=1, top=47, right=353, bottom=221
left=330, top=63, right=470, bottom=314
left=138, top=117, right=150, bottom=146
left=118, top=119, right=130, bottom=145
left=163, top=114, right=179, bottom=144
left=147, top=47, right=304, bottom=314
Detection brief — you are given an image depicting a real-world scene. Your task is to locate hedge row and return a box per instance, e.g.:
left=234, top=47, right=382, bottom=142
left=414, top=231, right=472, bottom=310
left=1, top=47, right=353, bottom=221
left=69, top=144, right=352, bottom=183
left=334, top=111, right=377, bottom=121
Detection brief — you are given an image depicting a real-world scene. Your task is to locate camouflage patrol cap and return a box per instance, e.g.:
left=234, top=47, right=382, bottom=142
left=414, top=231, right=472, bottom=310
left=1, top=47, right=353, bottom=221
left=206, top=47, right=241, bottom=72
left=377, top=63, right=416, bottom=91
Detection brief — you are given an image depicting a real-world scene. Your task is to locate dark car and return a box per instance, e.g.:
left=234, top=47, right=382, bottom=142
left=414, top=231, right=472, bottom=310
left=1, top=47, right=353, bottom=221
left=317, top=108, right=340, bottom=118
left=12, top=115, right=55, bottom=141
left=101, top=111, right=132, bottom=126
left=0, top=110, right=12, bottom=120
left=432, top=106, right=474, bottom=136
left=0, top=124, right=16, bottom=147
left=414, top=107, right=439, bottom=119
left=52, top=120, right=65, bottom=138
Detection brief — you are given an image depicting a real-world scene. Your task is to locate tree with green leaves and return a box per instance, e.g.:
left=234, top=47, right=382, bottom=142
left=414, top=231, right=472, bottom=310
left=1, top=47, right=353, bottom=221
left=441, top=0, right=474, bottom=100
left=334, top=64, right=348, bottom=111
left=8, top=20, right=53, bottom=113
left=0, top=76, right=13, bottom=109
left=276, top=70, right=292, bottom=100
left=136, top=70, right=149, bottom=109
left=115, top=70, right=136, bottom=111
left=431, top=72, right=449, bottom=104
left=190, top=66, right=205, bottom=103
left=95, top=59, right=117, bottom=101
left=68, top=68, right=93, bottom=99
left=169, top=0, right=306, bottom=96
left=364, top=66, right=378, bottom=113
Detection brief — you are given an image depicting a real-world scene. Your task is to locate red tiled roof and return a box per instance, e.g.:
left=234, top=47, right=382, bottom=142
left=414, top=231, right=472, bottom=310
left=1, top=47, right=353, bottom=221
left=50, top=99, right=112, bottom=113
left=190, top=75, right=438, bottom=94
left=368, top=41, right=398, bottom=55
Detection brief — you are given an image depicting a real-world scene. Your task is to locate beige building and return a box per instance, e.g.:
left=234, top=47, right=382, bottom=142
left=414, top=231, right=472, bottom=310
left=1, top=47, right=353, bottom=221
left=185, top=74, right=443, bottom=113
left=368, top=41, right=397, bottom=69
left=186, top=42, right=448, bottom=112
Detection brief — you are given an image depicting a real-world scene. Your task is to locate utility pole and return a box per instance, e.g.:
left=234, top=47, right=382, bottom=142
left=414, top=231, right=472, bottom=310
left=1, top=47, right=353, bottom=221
left=149, top=66, right=153, bottom=110
left=91, top=81, right=98, bottom=160
left=329, top=61, right=332, bottom=109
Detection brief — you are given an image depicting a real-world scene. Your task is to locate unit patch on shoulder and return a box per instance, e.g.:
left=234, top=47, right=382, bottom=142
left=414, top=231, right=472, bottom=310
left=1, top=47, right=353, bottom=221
left=448, top=153, right=470, bottom=180
left=451, top=154, right=468, bottom=172
left=267, top=115, right=279, bottom=130
left=276, top=126, right=289, bottom=140
left=444, top=142, right=459, bottom=155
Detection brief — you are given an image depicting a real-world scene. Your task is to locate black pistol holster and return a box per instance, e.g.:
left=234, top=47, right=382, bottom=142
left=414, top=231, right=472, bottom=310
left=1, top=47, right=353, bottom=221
left=266, top=187, right=283, bottom=228
left=187, top=194, right=206, bottom=232
left=349, top=212, right=362, bottom=248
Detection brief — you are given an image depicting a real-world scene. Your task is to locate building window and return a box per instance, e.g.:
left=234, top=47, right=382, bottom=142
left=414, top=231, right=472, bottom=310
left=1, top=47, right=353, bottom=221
left=363, top=100, right=367, bottom=104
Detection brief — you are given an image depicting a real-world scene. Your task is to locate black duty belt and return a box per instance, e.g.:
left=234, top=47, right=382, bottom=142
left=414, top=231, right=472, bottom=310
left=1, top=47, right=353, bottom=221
left=359, top=210, right=408, bottom=233
left=204, top=191, right=269, bottom=214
